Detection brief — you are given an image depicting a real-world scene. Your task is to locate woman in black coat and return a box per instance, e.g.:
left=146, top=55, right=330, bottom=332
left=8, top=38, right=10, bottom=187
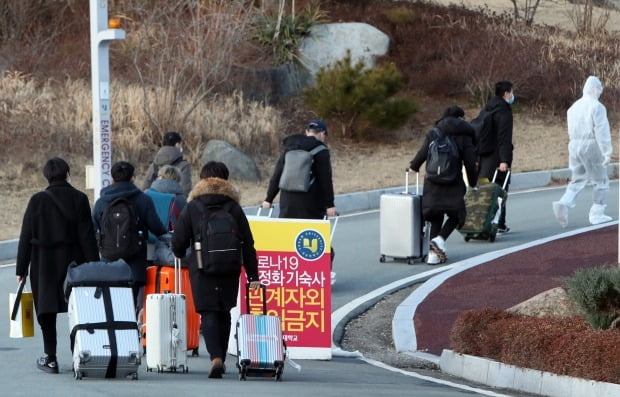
left=171, top=161, right=260, bottom=379
left=16, top=157, right=100, bottom=373
left=409, top=106, right=478, bottom=265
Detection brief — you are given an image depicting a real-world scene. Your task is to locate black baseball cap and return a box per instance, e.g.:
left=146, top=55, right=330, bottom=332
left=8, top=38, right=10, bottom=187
left=307, top=120, right=327, bottom=135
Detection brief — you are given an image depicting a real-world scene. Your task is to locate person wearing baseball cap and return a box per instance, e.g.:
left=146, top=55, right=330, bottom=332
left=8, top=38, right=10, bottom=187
left=262, top=119, right=338, bottom=284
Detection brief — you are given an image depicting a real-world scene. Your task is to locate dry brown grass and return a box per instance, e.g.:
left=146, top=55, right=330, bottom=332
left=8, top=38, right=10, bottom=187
left=0, top=102, right=595, bottom=241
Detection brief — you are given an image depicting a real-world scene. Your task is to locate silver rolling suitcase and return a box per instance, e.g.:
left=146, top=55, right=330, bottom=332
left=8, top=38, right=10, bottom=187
left=68, top=286, right=141, bottom=380
left=379, top=170, right=429, bottom=264
left=145, top=257, right=189, bottom=373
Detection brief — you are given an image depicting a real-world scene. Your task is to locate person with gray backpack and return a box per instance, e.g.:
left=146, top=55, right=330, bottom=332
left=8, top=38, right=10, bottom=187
left=262, top=120, right=338, bottom=283
left=262, top=120, right=337, bottom=219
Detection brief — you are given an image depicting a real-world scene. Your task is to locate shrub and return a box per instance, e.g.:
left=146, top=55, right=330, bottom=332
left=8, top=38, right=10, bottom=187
left=303, top=52, right=416, bottom=139
left=565, top=265, right=620, bottom=329
left=450, top=309, right=620, bottom=383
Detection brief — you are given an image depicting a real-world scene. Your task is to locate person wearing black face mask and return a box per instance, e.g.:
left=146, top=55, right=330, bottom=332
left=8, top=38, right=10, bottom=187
left=477, top=80, right=515, bottom=234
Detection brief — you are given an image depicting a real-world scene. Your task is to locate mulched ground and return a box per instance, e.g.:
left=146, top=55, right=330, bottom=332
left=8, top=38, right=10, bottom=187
left=414, top=225, right=618, bottom=355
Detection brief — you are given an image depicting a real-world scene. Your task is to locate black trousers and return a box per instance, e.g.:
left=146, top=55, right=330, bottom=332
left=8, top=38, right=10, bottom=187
left=37, top=312, right=57, bottom=359
left=200, top=310, right=231, bottom=361
left=425, top=208, right=461, bottom=241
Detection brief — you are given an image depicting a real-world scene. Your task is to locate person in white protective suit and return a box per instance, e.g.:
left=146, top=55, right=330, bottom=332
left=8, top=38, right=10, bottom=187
left=552, top=75, right=613, bottom=227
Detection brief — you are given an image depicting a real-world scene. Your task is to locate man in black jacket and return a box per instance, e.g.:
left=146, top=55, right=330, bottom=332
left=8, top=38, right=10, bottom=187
left=16, top=157, right=100, bottom=374
left=262, top=120, right=337, bottom=283
left=477, top=81, right=515, bottom=234
left=92, top=161, right=167, bottom=310
left=262, top=120, right=337, bottom=219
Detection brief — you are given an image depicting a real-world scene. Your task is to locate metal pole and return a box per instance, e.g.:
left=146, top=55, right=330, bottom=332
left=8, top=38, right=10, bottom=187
left=89, top=0, right=125, bottom=200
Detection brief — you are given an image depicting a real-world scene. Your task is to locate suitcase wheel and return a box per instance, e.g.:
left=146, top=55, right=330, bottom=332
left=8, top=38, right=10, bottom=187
left=275, top=366, right=283, bottom=381
left=191, top=348, right=199, bottom=357
left=239, top=364, right=247, bottom=381
left=464, top=235, right=471, bottom=242
left=131, top=372, right=139, bottom=380
left=379, top=255, right=386, bottom=263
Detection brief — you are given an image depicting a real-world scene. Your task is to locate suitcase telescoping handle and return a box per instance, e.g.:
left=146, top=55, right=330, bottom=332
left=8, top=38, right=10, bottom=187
left=174, top=257, right=182, bottom=294
left=256, top=207, right=274, bottom=217
left=323, top=214, right=339, bottom=244
left=404, top=168, right=420, bottom=195
left=492, top=168, right=511, bottom=190
left=245, top=283, right=267, bottom=315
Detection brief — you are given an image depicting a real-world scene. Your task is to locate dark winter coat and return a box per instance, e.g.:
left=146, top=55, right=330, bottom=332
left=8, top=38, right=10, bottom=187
left=477, top=96, right=514, bottom=179
left=141, top=146, right=192, bottom=195
left=92, top=181, right=167, bottom=284
left=171, top=178, right=259, bottom=313
left=265, top=134, right=335, bottom=219
left=16, top=180, right=100, bottom=315
left=409, top=116, right=478, bottom=222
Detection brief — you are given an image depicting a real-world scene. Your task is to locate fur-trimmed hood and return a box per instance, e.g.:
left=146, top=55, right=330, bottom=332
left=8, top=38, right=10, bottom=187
left=188, top=177, right=240, bottom=203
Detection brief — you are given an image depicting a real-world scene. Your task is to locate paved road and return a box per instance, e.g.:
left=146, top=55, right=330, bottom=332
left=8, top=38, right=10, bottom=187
left=0, top=182, right=617, bottom=397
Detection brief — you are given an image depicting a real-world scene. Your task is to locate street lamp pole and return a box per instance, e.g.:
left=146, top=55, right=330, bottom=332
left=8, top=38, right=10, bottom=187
left=89, top=0, right=125, bottom=200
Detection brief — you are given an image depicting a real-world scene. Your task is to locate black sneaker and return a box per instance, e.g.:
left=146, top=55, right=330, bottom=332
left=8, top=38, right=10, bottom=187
left=497, top=226, right=511, bottom=234
left=37, top=356, right=59, bottom=374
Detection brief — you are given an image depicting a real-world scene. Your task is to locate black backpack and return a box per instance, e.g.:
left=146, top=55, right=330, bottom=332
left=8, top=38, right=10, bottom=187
left=425, top=127, right=460, bottom=185
left=98, top=197, right=143, bottom=261
left=470, top=108, right=499, bottom=155
left=191, top=201, right=243, bottom=275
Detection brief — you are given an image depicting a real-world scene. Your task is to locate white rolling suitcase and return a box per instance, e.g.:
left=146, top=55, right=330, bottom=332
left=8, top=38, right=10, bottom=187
left=379, top=170, right=429, bottom=264
left=145, top=257, right=189, bottom=373
left=68, top=286, right=141, bottom=380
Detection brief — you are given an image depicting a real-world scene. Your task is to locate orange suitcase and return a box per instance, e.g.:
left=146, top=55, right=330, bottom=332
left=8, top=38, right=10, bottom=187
left=142, top=264, right=201, bottom=356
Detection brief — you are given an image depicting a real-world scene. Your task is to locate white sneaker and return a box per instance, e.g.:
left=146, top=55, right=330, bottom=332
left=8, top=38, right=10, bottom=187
left=552, top=201, right=568, bottom=228
left=427, top=251, right=441, bottom=265
left=429, top=237, right=447, bottom=263
left=331, top=271, right=336, bottom=286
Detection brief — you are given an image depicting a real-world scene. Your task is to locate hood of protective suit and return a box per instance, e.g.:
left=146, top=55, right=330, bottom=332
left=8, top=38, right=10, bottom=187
left=582, top=76, right=603, bottom=100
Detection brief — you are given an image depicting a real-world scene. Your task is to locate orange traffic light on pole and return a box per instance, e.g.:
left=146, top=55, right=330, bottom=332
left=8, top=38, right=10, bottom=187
left=108, top=17, right=122, bottom=29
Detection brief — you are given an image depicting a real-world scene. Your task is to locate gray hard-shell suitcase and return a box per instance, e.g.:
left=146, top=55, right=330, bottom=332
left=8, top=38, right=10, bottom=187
left=379, top=170, right=429, bottom=264
left=68, top=286, right=141, bottom=380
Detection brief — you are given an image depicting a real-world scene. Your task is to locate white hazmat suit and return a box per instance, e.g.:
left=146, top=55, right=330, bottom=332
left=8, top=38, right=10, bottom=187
left=552, top=76, right=613, bottom=227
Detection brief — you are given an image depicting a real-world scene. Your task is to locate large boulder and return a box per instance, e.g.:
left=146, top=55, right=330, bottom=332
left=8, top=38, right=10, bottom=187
left=199, top=140, right=261, bottom=182
left=298, top=22, right=390, bottom=82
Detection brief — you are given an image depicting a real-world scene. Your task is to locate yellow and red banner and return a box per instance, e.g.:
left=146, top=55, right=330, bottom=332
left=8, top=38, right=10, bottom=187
left=240, top=217, right=332, bottom=359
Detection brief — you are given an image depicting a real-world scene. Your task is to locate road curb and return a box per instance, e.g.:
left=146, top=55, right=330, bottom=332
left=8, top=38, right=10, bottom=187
left=439, top=350, right=620, bottom=397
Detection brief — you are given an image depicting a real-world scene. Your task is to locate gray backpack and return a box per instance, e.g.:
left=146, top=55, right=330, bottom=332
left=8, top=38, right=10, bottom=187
left=278, top=145, right=327, bottom=192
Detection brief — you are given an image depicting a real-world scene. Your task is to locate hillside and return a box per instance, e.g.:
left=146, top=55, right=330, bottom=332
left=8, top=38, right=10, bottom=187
left=0, top=0, right=619, bottom=240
